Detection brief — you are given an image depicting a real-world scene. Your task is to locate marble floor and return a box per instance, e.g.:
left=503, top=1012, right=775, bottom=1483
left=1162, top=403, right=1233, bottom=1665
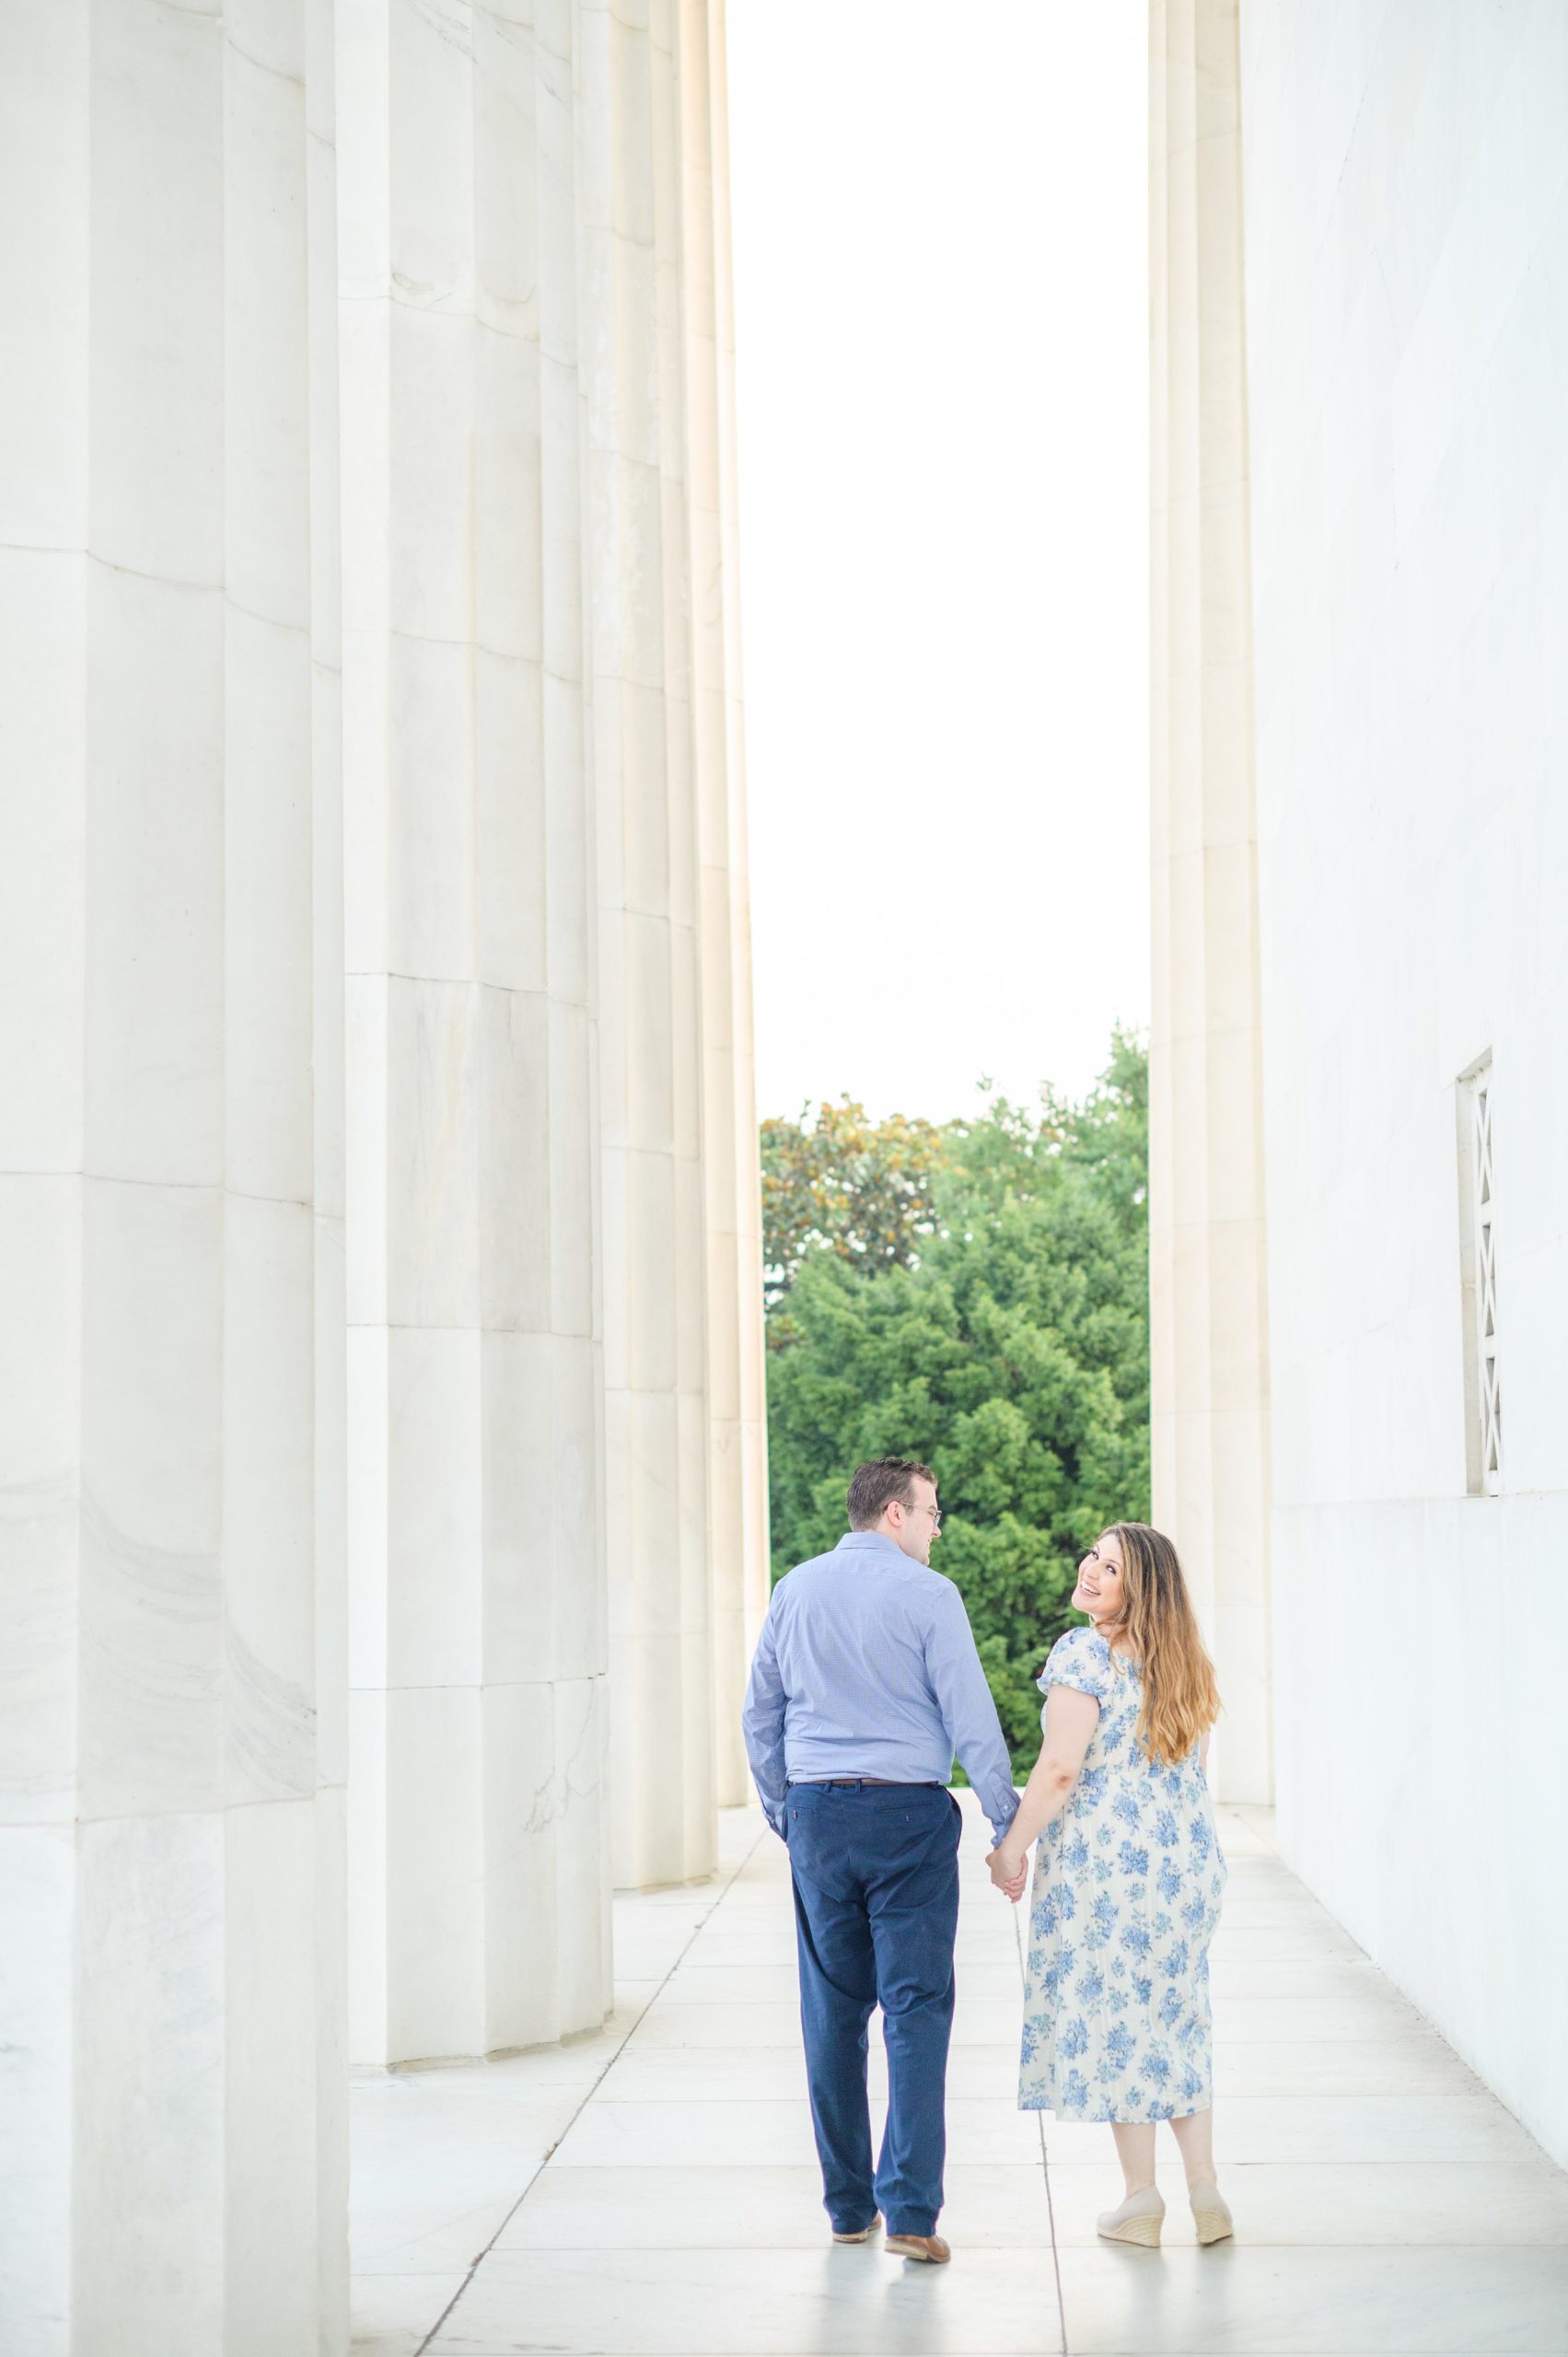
left=350, top=1799, right=1568, bottom=2356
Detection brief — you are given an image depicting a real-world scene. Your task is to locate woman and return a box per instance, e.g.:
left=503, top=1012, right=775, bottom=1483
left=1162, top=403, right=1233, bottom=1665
left=988, top=1523, right=1230, bottom=2248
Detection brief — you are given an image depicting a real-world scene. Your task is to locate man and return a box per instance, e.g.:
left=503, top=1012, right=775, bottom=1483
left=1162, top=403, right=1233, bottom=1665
left=741, top=1457, right=1021, bottom=2265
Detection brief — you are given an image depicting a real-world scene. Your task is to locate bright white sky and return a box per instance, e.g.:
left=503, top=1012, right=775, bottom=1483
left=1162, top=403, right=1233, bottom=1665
left=726, top=1, right=1150, bottom=1125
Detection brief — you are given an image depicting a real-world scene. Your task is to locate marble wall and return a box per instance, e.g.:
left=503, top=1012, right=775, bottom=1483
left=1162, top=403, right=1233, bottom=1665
left=3, top=0, right=765, bottom=2342
left=1236, top=0, right=1568, bottom=2169
left=1155, top=0, right=1568, bottom=2167
left=1147, top=0, right=1274, bottom=1804
left=0, top=3, right=348, bottom=2351
left=1145, top=0, right=1565, bottom=2168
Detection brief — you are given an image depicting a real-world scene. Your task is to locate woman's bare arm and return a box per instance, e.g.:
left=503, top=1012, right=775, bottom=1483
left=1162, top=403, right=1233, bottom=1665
left=989, top=1684, right=1100, bottom=1893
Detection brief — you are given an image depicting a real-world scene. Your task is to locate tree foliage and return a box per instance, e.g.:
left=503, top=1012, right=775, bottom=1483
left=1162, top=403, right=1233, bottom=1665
left=761, top=1029, right=1150, bottom=1775
left=760, top=1097, right=945, bottom=1316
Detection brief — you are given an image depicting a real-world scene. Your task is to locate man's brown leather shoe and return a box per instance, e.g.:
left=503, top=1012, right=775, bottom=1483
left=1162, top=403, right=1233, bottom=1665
left=885, top=2232, right=950, bottom=2263
left=831, top=2214, right=880, bottom=2244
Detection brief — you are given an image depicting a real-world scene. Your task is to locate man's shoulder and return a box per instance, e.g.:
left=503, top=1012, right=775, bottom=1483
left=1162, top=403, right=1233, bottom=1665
left=776, top=1544, right=952, bottom=1583
left=772, top=1540, right=970, bottom=1609
left=773, top=1549, right=838, bottom=1586
left=773, top=1549, right=865, bottom=1597
left=768, top=1551, right=831, bottom=1608
left=777, top=1549, right=964, bottom=1613
left=911, top=1564, right=972, bottom=1623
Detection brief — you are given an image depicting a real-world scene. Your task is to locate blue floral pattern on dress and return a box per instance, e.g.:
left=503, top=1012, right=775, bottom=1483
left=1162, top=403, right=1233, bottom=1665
left=1018, top=1625, right=1225, bottom=2124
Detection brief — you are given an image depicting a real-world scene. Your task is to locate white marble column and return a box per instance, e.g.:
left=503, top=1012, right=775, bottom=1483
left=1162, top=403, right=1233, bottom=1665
left=578, top=0, right=715, bottom=1891
left=339, top=0, right=611, bottom=2063
left=1147, top=0, right=1272, bottom=1802
left=679, top=0, right=771, bottom=1810
left=0, top=5, right=348, bottom=2352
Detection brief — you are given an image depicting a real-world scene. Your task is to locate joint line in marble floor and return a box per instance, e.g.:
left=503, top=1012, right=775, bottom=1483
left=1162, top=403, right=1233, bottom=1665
left=413, top=1819, right=775, bottom=2356
left=1039, top=2108, right=1069, bottom=2355
left=1012, top=1864, right=1070, bottom=2353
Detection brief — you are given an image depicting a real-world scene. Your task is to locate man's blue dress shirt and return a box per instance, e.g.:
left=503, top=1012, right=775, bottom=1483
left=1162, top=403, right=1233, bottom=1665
left=741, top=1531, right=1019, bottom=1846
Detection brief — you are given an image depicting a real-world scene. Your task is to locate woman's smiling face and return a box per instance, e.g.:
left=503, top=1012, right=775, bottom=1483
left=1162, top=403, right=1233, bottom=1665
left=1073, top=1533, right=1126, bottom=1623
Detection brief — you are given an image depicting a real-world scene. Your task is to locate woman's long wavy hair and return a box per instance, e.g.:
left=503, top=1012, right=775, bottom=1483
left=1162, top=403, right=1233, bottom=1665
left=1096, top=1522, right=1221, bottom=1767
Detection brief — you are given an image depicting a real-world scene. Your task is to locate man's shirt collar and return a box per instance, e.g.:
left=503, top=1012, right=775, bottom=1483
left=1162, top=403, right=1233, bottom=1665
left=833, top=1531, right=909, bottom=1562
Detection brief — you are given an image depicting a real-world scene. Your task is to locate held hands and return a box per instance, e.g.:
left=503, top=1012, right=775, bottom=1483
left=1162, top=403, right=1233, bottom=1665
left=988, top=1841, right=1028, bottom=1903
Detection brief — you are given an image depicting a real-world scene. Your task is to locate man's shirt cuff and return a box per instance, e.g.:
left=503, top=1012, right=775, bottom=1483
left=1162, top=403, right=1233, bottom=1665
left=988, top=1786, right=1021, bottom=1844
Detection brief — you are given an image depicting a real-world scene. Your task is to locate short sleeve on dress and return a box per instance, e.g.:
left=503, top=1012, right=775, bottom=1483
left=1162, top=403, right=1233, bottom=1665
left=1037, top=1625, right=1112, bottom=1704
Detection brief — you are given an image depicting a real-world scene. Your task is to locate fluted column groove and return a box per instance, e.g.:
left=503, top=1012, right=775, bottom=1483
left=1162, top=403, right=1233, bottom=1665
left=1148, top=0, right=1272, bottom=1802
left=579, top=0, right=716, bottom=1889
left=339, top=0, right=611, bottom=2065
left=677, top=0, right=770, bottom=1808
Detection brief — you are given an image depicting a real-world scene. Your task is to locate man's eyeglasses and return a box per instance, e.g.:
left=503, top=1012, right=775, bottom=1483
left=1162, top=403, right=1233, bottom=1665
left=911, top=1503, right=943, bottom=1529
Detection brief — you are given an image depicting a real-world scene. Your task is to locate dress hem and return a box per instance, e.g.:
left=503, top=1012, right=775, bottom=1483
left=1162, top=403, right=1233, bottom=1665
left=1017, top=2096, right=1212, bottom=2125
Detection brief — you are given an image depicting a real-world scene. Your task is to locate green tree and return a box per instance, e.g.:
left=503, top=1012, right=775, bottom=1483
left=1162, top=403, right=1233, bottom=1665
left=761, top=1031, right=1149, bottom=1775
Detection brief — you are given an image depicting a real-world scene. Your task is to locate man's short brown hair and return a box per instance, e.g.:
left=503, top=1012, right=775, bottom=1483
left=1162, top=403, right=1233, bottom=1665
left=845, top=1457, right=936, bottom=1530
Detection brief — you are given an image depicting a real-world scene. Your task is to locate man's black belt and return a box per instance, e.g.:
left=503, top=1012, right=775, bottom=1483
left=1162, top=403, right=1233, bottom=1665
left=790, top=1776, right=944, bottom=1788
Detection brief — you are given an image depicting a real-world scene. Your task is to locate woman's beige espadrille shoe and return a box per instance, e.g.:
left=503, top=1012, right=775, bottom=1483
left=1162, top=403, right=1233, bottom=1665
left=1095, top=2185, right=1166, bottom=2247
left=1189, top=2179, right=1234, bottom=2246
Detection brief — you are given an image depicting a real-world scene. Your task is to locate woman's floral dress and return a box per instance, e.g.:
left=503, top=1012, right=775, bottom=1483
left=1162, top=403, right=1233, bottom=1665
left=1017, top=1625, right=1225, bottom=2123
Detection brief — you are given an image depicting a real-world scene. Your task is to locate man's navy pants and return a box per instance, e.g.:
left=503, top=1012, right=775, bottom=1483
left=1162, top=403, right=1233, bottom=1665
left=784, top=1780, right=961, bottom=2239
